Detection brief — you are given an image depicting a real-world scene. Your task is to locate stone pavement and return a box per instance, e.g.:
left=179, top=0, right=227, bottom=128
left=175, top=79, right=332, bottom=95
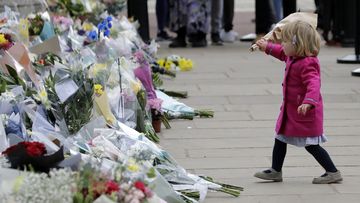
left=155, top=33, right=360, bottom=203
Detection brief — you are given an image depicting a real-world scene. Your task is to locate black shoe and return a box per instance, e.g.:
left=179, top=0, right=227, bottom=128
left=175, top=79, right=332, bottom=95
left=169, top=38, right=187, bottom=48
left=191, top=38, right=207, bottom=47
left=156, top=31, right=173, bottom=41
left=211, top=33, right=223, bottom=46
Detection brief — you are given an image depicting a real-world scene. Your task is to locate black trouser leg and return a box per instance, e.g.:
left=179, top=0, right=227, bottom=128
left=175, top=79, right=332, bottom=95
left=223, top=0, right=234, bottom=32
left=283, top=0, right=296, bottom=18
left=255, top=0, right=276, bottom=34
left=305, top=145, right=338, bottom=172
left=272, top=139, right=287, bottom=172
left=127, top=0, right=150, bottom=42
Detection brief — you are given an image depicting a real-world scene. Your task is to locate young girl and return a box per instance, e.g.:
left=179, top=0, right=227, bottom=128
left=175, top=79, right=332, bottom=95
left=254, top=21, right=342, bottom=184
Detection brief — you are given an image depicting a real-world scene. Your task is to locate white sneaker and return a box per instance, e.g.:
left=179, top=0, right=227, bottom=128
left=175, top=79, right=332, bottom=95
left=220, top=30, right=238, bottom=42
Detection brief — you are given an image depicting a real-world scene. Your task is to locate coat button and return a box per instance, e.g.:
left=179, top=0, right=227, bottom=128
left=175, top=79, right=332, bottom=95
left=282, top=83, right=284, bottom=86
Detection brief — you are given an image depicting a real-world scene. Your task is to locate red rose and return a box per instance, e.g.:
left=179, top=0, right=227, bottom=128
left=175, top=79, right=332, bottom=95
left=134, top=181, right=146, bottom=192
left=24, top=142, right=47, bottom=157
left=2, top=144, right=18, bottom=156
left=105, top=180, right=120, bottom=194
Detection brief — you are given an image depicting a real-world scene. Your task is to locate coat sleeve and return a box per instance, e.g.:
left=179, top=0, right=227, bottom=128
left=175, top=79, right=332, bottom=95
left=265, top=42, right=288, bottom=62
left=301, top=60, right=321, bottom=107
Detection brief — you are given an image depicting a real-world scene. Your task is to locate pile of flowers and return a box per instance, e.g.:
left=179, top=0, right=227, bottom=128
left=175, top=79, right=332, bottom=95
left=0, top=2, right=239, bottom=203
left=157, top=55, right=194, bottom=72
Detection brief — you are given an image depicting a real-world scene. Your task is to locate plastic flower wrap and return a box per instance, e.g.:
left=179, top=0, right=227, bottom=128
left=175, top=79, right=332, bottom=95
left=106, top=58, right=139, bottom=128
left=155, top=90, right=214, bottom=120
left=52, top=15, right=74, bottom=34
left=250, top=12, right=317, bottom=51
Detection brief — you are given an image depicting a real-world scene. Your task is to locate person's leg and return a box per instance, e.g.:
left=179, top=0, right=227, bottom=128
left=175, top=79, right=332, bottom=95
left=272, top=0, right=283, bottom=22
left=305, top=145, right=337, bottom=172
left=156, top=0, right=166, bottom=32
left=221, top=0, right=238, bottom=42
left=254, top=139, right=285, bottom=182
left=282, top=0, right=296, bottom=18
left=156, top=0, right=172, bottom=40
left=187, top=0, right=210, bottom=47
left=255, top=0, right=276, bottom=35
left=168, top=0, right=187, bottom=47
left=211, top=0, right=223, bottom=45
left=223, top=0, right=234, bottom=32
left=305, top=144, right=342, bottom=184
left=127, top=0, right=150, bottom=42
left=272, top=139, right=287, bottom=172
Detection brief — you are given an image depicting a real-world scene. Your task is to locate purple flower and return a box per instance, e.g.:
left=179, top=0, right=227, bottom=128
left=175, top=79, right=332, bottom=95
left=78, top=29, right=86, bottom=35
left=104, top=29, right=110, bottom=37
left=106, top=16, right=112, bottom=22
left=107, top=22, right=112, bottom=29
left=88, top=30, right=98, bottom=41
left=97, top=23, right=105, bottom=31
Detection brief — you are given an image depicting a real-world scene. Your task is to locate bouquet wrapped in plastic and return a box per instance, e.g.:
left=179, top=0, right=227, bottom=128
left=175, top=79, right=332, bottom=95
left=250, top=12, right=317, bottom=51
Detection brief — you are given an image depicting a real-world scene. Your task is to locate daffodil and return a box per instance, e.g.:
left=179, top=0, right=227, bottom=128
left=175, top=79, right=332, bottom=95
left=164, top=60, right=173, bottom=70
left=82, top=23, right=93, bottom=31
left=179, top=58, right=193, bottom=71
left=0, top=34, right=9, bottom=45
left=157, top=59, right=165, bottom=67
left=94, top=84, right=104, bottom=96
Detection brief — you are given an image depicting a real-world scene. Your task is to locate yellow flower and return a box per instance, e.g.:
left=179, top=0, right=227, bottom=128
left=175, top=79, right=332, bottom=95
left=94, top=84, right=104, bottom=96
left=39, top=89, right=47, bottom=98
left=35, top=89, right=51, bottom=109
left=0, top=34, right=9, bottom=45
left=164, top=60, right=173, bottom=70
left=179, top=58, right=193, bottom=71
left=127, top=163, right=139, bottom=172
left=83, top=23, right=93, bottom=31
left=157, top=59, right=165, bottom=67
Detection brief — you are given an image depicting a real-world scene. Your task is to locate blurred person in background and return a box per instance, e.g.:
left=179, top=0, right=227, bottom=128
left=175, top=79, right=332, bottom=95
left=156, top=0, right=173, bottom=41
left=168, top=0, right=210, bottom=48
left=127, top=0, right=150, bottom=43
left=220, top=0, right=239, bottom=42
left=211, top=0, right=224, bottom=45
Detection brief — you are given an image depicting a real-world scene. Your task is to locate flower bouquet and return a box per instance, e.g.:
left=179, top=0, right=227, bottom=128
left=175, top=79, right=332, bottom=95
left=157, top=55, right=193, bottom=72
left=155, top=90, right=214, bottom=120
left=250, top=12, right=317, bottom=51
left=0, top=33, right=14, bottom=51
left=1, top=141, right=64, bottom=173
left=28, top=14, right=44, bottom=36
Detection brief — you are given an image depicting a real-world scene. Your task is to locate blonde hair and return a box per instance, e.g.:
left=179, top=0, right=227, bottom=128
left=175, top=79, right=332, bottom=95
left=281, top=20, right=321, bottom=57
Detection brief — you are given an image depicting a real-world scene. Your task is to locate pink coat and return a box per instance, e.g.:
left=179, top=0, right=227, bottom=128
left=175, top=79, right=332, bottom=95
left=265, top=43, right=323, bottom=137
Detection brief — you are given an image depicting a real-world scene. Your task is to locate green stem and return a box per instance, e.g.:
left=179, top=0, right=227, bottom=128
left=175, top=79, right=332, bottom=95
left=164, top=112, right=194, bottom=120
left=160, top=114, right=171, bottom=129
left=161, top=90, right=188, bottom=98
left=194, top=109, right=214, bottom=118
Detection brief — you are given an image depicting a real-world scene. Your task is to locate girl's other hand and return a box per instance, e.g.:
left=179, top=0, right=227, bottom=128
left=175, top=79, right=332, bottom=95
left=297, top=104, right=313, bottom=115
left=256, top=38, right=268, bottom=52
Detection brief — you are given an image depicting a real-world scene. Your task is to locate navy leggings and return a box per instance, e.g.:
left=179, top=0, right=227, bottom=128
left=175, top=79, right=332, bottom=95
left=272, top=139, right=337, bottom=173
left=156, top=0, right=169, bottom=32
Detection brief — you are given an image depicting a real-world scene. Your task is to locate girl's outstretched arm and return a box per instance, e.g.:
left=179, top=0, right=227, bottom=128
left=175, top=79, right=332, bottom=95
left=256, top=39, right=288, bottom=62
